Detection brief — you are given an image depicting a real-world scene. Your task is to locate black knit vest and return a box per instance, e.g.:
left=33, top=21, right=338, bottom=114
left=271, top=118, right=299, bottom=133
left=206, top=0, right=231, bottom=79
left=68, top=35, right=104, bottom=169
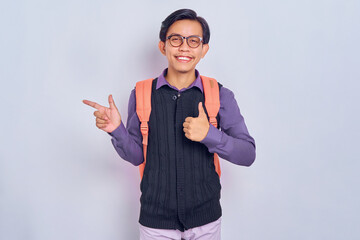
left=138, top=78, right=222, bottom=231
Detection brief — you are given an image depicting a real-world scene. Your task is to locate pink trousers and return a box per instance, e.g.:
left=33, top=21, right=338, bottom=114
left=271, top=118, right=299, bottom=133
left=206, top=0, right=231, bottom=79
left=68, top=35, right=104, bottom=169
left=139, top=217, right=221, bottom=240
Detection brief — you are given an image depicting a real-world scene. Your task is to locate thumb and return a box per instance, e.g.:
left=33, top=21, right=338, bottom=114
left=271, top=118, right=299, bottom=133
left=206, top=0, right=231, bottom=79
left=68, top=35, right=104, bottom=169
left=198, top=102, right=206, bottom=118
left=108, top=94, right=118, bottom=110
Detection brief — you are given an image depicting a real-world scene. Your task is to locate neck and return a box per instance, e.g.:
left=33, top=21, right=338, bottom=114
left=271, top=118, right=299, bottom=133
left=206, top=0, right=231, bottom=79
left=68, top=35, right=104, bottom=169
left=165, top=68, right=196, bottom=90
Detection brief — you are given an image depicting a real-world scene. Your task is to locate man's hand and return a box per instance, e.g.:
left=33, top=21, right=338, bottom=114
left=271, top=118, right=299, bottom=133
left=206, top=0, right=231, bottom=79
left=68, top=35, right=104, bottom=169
left=83, top=94, right=121, bottom=133
left=183, top=102, right=210, bottom=142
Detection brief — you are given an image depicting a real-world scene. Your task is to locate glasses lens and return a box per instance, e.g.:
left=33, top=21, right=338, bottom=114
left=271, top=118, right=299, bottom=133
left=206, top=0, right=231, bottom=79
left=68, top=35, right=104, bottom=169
left=187, top=36, right=201, bottom=48
left=169, top=35, right=183, bottom=47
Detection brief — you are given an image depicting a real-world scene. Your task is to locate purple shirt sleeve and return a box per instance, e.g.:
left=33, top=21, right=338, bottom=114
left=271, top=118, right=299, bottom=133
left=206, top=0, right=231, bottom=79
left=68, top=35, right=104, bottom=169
left=200, top=87, right=256, bottom=166
left=109, top=85, right=256, bottom=167
left=109, top=89, right=143, bottom=166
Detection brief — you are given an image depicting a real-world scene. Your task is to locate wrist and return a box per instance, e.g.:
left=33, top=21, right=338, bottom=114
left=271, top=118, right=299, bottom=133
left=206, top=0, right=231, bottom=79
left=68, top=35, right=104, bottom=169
left=200, top=124, right=221, bottom=148
left=199, top=121, right=210, bottom=142
left=109, top=122, right=125, bottom=138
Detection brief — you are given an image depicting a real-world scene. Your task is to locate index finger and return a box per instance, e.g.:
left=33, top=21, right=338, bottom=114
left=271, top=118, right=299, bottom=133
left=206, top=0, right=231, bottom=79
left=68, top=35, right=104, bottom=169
left=83, top=99, right=103, bottom=110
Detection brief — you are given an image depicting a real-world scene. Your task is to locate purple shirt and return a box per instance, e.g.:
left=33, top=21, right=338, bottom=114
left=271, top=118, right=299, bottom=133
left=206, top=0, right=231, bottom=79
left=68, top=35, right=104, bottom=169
left=110, top=69, right=256, bottom=166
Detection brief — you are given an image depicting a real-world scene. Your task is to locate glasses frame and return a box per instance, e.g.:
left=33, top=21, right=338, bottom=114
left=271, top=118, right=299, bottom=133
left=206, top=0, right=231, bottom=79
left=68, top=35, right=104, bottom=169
left=166, top=34, right=203, bottom=48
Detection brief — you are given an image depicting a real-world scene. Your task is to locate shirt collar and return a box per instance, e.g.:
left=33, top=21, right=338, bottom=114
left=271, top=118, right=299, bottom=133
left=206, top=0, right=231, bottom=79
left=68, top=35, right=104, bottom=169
left=156, top=68, right=204, bottom=93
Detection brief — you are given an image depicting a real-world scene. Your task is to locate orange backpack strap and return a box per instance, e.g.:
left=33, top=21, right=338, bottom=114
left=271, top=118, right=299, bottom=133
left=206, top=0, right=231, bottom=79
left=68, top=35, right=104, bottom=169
left=200, top=75, right=221, bottom=177
left=135, top=78, right=154, bottom=179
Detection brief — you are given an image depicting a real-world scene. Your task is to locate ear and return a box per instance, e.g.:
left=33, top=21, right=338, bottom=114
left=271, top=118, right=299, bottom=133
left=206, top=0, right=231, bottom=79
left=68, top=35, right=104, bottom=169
left=158, top=41, right=166, bottom=56
left=201, top=44, right=209, bottom=58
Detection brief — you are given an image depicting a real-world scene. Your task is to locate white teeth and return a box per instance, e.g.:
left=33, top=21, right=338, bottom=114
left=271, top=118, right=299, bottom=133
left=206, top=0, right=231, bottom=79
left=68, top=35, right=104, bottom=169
left=178, top=57, right=191, bottom=61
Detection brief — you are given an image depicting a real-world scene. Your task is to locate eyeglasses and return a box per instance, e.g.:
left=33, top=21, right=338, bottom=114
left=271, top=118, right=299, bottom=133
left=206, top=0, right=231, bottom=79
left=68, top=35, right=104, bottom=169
left=166, top=34, right=203, bottom=48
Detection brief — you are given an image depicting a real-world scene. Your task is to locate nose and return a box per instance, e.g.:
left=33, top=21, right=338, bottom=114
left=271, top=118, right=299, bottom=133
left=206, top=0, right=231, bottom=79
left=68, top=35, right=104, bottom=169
left=178, top=39, right=191, bottom=51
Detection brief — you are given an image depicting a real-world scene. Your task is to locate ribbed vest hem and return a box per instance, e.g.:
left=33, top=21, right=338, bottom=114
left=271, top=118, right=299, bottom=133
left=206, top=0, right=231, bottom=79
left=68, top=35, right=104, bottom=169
left=185, top=200, right=222, bottom=230
left=139, top=199, right=222, bottom=231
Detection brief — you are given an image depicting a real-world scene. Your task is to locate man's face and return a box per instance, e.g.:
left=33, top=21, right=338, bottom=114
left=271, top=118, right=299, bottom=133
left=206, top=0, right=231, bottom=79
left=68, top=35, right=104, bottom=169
left=159, top=19, right=209, bottom=75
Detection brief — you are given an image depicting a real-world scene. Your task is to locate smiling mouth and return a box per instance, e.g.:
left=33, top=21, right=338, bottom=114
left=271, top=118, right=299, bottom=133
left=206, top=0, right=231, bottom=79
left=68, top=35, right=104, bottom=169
left=176, top=56, right=193, bottom=62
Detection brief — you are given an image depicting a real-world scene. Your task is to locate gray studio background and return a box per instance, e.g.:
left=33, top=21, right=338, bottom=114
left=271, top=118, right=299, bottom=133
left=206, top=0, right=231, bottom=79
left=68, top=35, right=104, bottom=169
left=1, top=0, right=359, bottom=239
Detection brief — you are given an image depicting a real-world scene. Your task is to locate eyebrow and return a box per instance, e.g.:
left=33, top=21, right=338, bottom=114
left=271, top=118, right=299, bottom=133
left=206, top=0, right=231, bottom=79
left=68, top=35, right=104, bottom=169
left=167, top=33, right=202, bottom=37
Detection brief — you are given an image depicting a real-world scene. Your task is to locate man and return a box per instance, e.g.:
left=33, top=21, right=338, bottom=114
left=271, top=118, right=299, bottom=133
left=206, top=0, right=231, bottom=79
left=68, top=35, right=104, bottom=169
left=83, top=9, right=255, bottom=240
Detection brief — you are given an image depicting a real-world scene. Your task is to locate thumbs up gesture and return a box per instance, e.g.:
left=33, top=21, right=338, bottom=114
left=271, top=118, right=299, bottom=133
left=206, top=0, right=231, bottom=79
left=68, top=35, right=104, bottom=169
left=183, top=102, right=210, bottom=142
left=83, top=94, right=121, bottom=133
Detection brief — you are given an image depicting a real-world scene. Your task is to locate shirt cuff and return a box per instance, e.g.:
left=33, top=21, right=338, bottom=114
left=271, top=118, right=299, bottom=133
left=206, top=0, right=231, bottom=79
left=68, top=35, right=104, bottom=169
left=108, top=122, right=126, bottom=140
left=200, top=124, right=222, bottom=152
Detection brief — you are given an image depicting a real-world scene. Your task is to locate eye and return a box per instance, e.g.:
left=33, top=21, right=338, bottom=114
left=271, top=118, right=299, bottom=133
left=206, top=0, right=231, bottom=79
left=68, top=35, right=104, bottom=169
left=170, top=35, right=182, bottom=41
left=189, top=37, right=200, bottom=44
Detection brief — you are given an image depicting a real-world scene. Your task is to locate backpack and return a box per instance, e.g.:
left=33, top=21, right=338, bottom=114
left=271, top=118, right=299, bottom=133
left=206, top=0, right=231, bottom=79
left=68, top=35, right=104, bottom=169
left=135, top=76, right=221, bottom=179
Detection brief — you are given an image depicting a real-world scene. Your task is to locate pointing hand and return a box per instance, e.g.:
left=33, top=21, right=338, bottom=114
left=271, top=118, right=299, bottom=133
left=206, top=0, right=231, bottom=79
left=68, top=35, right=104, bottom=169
left=83, top=95, right=121, bottom=133
left=183, top=102, right=210, bottom=142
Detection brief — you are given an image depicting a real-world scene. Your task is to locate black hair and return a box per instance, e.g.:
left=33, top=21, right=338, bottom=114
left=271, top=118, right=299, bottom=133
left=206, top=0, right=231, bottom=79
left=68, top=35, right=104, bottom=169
left=159, top=9, right=210, bottom=44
